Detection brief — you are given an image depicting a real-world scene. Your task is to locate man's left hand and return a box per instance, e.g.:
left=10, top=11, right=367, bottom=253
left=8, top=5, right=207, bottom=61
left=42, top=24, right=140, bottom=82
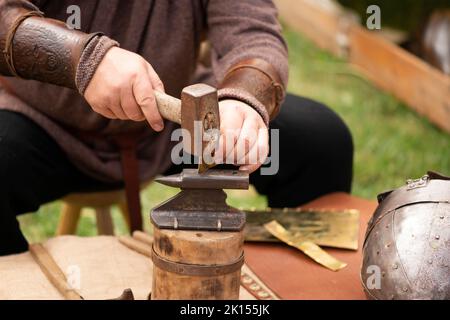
left=215, top=99, right=269, bottom=173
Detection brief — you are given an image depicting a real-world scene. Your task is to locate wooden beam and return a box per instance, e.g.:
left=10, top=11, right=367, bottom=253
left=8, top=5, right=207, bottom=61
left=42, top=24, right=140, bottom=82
left=348, top=27, right=450, bottom=132
left=275, top=0, right=450, bottom=133
left=275, top=0, right=357, bottom=56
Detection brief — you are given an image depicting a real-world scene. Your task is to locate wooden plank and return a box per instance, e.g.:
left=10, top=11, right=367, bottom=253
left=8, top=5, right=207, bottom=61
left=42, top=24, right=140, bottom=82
left=118, top=236, right=151, bottom=257
left=29, top=244, right=83, bottom=300
left=132, top=230, right=154, bottom=246
left=348, top=27, right=450, bottom=133
left=275, top=0, right=450, bottom=133
left=274, top=0, right=356, bottom=56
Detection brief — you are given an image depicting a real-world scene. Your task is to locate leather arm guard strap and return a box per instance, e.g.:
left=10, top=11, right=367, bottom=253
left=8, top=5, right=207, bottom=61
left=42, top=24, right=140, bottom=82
left=1, top=2, right=118, bottom=92
left=218, top=58, right=285, bottom=124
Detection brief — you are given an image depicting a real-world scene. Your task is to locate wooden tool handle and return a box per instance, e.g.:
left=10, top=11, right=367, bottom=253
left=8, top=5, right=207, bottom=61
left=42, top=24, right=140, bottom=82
left=29, top=244, right=83, bottom=300
left=132, top=230, right=154, bottom=246
left=154, top=90, right=181, bottom=124
left=119, top=236, right=151, bottom=257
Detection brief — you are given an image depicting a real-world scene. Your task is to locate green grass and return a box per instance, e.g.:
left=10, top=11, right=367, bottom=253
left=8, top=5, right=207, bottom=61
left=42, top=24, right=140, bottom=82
left=283, top=27, right=449, bottom=197
left=18, top=183, right=266, bottom=241
left=18, top=28, right=450, bottom=243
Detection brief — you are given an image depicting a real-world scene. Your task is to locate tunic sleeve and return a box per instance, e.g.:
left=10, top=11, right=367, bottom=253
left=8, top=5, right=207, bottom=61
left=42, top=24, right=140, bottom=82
left=206, top=0, right=289, bottom=121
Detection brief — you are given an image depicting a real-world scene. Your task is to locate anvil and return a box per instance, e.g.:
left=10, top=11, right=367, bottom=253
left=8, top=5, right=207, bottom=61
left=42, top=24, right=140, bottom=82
left=151, top=169, right=249, bottom=231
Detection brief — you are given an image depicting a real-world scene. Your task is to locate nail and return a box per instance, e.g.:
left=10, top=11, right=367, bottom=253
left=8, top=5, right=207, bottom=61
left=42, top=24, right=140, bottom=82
left=154, top=123, right=164, bottom=131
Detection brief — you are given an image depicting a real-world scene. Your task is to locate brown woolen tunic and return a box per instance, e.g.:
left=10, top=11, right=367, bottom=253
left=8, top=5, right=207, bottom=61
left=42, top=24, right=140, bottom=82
left=0, top=0, right=288, bottom=182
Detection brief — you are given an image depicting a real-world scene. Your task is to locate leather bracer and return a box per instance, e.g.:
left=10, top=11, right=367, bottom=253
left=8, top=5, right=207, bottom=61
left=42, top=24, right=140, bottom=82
left=0, top=1, right=118, bottom=92
left=218, top=58, right=285, bottom=124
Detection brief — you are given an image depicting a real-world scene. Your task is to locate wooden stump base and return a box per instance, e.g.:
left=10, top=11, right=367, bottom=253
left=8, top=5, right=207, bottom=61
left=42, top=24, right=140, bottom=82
left=151, top=227, right=244, bottom=300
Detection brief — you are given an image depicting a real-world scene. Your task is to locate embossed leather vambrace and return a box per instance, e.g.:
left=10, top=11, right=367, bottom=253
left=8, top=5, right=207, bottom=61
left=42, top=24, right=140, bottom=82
left=0, top=0, right=118, bottom=93
left=218, top=58, right=285, bottom=125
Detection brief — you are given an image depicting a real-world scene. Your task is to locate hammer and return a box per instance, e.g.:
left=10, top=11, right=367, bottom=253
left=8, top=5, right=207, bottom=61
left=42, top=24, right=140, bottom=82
left=154, top=84, right=220, bottom=173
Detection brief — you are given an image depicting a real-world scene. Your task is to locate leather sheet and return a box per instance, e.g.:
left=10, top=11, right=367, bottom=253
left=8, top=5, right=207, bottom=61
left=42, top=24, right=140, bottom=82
left=244, top=192, right=377, bottom=300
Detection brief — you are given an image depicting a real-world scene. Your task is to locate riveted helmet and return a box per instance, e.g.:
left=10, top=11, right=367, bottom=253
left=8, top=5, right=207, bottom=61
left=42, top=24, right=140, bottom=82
left=361, top=172, right=450, bottom=300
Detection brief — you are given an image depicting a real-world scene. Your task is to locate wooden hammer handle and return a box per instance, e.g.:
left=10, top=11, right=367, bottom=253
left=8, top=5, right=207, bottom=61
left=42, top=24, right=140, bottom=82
left=154, top=90, right=181, bottom=124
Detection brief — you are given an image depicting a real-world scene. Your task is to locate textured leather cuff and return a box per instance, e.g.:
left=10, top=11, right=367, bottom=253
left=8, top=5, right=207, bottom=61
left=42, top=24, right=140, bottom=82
left=75, top=35, right=119, bottom=95
left=2, top=14, right=108, bottom=89
left=2, top=10, right=44, bottom=77
left=218, top=58, right=285, bottom=121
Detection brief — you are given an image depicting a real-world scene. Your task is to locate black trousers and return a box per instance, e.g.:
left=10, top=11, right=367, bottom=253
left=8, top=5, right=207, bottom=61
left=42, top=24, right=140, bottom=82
left=0, top=94, right=353, bottom=255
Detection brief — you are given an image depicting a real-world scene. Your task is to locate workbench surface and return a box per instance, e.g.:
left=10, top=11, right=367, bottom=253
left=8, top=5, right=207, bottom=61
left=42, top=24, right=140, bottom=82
left=0, top=192, right=376, bottom=300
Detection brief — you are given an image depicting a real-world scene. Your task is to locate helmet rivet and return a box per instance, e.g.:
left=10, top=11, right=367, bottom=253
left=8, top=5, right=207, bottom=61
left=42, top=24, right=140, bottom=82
left=435, top=235, right=440, bottom=240
left=428, top=259, right=433, bottom=265
left=402, top=287, right=408, bottom=292
left=392, top=263, right=398, bottom=270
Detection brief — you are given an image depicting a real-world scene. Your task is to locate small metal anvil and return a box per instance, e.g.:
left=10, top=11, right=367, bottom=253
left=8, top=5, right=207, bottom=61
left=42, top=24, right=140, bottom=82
left=151, top=169, right=249, bottom=232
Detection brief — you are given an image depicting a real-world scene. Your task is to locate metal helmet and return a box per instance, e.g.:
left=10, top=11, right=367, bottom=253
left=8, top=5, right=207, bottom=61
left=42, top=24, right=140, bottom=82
left=361, top=172, right=450, bottom=300
left=421, top=10, right=450, bottom=75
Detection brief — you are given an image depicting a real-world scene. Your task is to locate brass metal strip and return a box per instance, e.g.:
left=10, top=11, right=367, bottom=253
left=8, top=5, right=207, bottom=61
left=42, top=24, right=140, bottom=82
left=245, top=208, right=360, bottom=250
left=264, top=220, right=347, bottom=272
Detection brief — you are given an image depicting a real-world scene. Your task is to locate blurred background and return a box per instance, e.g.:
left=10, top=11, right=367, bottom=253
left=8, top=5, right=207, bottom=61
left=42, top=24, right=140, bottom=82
left=338, top=0, right=450, bottom=31
left=19, top=0, right=450, bottom=242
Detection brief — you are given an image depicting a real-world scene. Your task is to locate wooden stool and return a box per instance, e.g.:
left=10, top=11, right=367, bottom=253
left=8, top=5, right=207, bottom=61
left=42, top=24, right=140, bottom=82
left=56, top=189, right=131, bottom=236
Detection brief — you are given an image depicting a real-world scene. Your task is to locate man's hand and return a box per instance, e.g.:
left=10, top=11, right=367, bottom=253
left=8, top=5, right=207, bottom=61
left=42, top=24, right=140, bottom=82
left=215, top=99, right=269, bottom=173
left=84, top=47, right=165, bottom=131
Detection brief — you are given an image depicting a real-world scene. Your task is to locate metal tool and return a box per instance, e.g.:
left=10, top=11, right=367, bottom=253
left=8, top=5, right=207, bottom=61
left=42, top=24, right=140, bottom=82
left=154, top=84, right=220, bottom=173
left=151, top=168, right=249, bottom=231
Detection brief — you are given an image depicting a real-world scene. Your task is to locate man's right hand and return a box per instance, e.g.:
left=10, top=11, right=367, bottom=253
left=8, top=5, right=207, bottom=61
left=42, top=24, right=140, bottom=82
left=84, top=47, right=165, bottom=132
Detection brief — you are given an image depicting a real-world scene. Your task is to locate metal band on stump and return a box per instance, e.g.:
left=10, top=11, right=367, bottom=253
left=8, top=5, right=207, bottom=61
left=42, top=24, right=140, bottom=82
left=152, top=248, right=244, bottom=277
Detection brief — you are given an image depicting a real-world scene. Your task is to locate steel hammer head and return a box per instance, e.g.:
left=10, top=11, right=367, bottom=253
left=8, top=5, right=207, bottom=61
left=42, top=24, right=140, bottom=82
left=181, top=84, right=220, bottom=173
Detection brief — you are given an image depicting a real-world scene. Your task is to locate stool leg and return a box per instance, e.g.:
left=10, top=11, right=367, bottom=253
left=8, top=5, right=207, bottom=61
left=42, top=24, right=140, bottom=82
left=57, top=203, right=82, bottom=235
left=118, top=200, right=131, bottom=231
left=95, top=207, right=114, bottom=235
